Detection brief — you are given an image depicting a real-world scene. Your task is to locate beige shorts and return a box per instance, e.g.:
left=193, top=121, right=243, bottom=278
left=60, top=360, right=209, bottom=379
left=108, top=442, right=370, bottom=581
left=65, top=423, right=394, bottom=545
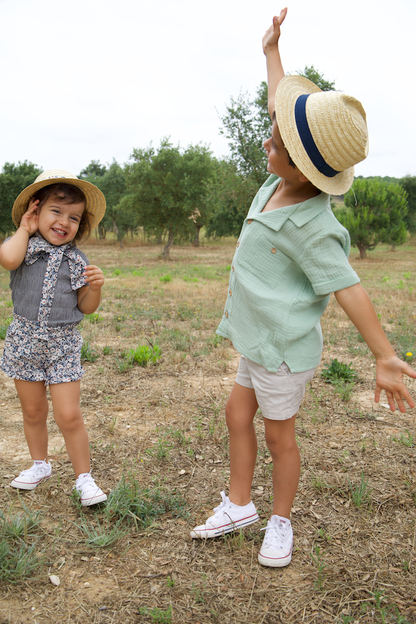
left=235, top=355, right=315, bottom=421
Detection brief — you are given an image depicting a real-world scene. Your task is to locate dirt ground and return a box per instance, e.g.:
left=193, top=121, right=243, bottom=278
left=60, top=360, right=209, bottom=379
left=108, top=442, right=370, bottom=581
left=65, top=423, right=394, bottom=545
left=0, top=241, right=415, bottom=624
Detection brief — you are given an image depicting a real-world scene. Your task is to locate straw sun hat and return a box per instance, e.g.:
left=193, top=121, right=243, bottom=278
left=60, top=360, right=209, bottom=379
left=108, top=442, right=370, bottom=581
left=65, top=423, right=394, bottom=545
left=275, top=76, right=369, bottom=195
left=12, top=169, right=106, bottom=230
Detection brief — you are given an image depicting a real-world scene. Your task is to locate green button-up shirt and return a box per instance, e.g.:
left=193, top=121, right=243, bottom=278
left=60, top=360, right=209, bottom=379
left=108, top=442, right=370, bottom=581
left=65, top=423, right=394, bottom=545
left=217, top=175, right=360, bottom=373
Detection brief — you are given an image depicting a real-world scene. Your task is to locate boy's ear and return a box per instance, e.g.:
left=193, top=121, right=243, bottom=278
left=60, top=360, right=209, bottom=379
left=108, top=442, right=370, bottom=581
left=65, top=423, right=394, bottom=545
left=297, top=170, right=310, bottom=183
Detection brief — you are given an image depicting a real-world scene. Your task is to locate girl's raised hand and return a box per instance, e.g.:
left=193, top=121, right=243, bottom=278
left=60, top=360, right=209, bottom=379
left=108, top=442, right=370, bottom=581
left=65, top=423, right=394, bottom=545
left=262, top=8, right=287, bottom=55
left=19, top=199, right=40, bottom=236
left=83, top=265, right=104, bottom=291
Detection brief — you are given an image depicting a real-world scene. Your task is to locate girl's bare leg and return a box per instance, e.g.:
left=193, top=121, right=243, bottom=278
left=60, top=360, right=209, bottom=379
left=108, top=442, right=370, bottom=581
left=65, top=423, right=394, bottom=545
left=226, top=383, right=259, bottom=506
left=15, top=380, right=49, bottom=460
left=264, top=414, right=299, bottom=519
left=49, top=381, right=90, bottom=477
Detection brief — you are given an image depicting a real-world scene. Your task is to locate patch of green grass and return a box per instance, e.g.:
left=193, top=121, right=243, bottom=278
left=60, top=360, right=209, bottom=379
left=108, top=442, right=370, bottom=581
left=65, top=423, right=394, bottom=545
left=0, top=539, right=42, bottom=583
left=81, top=341, right=99, bottom=363
left=332, top=379, right=355, bottom=402
left=117, top=345, right=162, bottom=370
left=84, top=312, right=103, bottom=323
left=310, top=544, right=327, bottom=590
left=160, top=274, right=172, bottom=283
left=0, top=504, right=42, bottom=540
left=104, top=471, right=188, bottom=529
left=138, top=605, right=172, bottom=623
left=392, top=430, right=414, bottom=448
left=348, top=472, right=373, bottom=509
left=163, top=328, right=192, bottom=351
left=73, top=517, right=128, bottom=548
left=0, top=316, right=12, bottom=340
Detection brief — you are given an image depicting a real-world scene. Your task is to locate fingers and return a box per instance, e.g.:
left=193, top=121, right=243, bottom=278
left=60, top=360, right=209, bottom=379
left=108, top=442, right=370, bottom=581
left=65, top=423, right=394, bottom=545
left=83, top=265, right=104, bottom=290
left=278, top=7, right=288, bottom=25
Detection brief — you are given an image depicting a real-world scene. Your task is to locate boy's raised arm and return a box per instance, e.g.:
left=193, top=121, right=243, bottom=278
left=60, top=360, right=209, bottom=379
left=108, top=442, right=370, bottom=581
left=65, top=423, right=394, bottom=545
left=335, top=283, right=416, bottom=413
left=263, top=8, right=287, bottom=120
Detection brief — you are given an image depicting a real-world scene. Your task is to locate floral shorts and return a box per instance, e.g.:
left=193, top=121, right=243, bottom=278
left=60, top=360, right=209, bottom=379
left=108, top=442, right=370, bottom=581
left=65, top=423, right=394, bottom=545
left=0, top=316, right=84, bottom=385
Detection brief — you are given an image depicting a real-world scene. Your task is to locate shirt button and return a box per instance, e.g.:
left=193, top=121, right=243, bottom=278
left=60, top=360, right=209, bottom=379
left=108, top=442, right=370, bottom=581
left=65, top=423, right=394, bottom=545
left=225, top=311, right=228, bottom=318
left=236, top=241, right=240, bottom=248
left=229, top=289, right=232, bottom=296
left=232, top=265, right=235, bottom=272
left=271, top=248, right=277, bottom=254
left=247, top=219, right=253, bottom=224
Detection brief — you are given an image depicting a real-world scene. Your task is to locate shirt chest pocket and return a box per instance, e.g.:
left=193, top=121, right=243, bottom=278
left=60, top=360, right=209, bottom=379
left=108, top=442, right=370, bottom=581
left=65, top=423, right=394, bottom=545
left=236, top=231, right=292, bottom=289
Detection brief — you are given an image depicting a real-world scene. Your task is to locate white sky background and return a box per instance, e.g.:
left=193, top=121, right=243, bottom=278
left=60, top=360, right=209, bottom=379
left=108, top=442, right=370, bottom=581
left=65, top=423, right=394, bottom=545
left=0, top=0, right=415, bottom=179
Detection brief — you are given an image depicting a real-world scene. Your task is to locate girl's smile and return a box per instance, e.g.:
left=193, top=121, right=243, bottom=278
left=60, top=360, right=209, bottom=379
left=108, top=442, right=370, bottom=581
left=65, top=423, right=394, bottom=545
left=37, top=198, right=85, bottom=245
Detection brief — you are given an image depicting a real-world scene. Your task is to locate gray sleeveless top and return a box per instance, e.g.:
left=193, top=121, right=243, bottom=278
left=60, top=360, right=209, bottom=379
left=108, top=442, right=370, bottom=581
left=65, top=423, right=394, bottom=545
left=9, top=247, right=89, bottom=327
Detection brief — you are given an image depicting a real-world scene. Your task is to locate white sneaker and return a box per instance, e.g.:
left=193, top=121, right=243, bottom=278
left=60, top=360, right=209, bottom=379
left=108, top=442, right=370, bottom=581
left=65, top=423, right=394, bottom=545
left=258, top=515, right=293, bottom=567
left=74, top=473, right=107, bottom=506
left=11, top=461, right=52, bottom=490
left=190, top=491, right=259, bottom=538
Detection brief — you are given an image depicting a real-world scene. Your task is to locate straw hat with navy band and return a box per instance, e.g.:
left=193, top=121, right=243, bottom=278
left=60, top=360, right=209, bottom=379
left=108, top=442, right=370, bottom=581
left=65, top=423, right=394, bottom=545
left=12, top=169, right=106, bottom=231
left=275, top=76, right=369, bottom=195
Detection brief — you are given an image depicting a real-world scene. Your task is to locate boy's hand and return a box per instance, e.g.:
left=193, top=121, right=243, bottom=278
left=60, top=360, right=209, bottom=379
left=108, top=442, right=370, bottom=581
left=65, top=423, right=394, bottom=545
left=375, top=356, right=416, bottom=413
left=19, top=200, right=40, bottom=236
left=84, top=265, right=104, bottom=291
left=262, top=8, right=287, bottom=56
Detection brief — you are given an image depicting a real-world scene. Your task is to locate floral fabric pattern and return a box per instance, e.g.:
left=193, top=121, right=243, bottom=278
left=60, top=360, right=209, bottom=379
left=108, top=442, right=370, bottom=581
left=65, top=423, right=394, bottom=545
left=1, top=315, right=84, bottom=385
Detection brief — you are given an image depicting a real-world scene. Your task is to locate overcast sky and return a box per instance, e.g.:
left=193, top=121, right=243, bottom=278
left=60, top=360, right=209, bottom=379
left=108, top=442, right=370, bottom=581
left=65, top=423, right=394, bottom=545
left=1, top=0, right=415, bottom=180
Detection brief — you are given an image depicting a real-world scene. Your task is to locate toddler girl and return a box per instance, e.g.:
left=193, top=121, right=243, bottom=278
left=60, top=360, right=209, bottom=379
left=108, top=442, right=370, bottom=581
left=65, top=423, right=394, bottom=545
left=0, top=169, right=107, bottom=506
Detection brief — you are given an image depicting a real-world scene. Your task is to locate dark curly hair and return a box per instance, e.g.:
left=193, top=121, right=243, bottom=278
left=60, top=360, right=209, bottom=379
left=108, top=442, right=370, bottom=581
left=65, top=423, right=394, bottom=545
left=30, top=183, right=92, bottom=243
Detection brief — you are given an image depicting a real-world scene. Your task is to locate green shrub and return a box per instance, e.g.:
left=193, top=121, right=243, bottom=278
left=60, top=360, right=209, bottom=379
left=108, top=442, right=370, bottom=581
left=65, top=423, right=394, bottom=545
left=321, top=359, right=357, bottom=383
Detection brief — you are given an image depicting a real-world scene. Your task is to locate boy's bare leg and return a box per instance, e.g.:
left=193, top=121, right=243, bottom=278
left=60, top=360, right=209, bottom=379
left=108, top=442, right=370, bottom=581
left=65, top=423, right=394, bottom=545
left=264, top=414, right=299, bottom=519
left=49, top=381, right=91, bottom=477
left=15, top=380, right=49, bottom=460
left=226, top=383, right=259, bottom=506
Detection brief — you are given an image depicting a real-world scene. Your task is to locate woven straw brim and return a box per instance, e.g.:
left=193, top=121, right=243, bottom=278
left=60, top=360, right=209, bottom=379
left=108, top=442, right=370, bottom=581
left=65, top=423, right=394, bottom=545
left=12, top=171, right=106, bottom=230
left=275, top=76, right=365, bottom=195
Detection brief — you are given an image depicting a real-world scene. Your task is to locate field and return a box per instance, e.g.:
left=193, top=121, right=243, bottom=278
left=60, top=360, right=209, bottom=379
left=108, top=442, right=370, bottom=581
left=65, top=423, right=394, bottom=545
left=0, top=238, right=415, bottom=624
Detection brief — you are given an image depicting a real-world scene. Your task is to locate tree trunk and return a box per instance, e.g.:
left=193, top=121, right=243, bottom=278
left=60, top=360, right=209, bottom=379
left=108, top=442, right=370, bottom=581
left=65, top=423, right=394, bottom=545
left=119, top=238, right=124, bottom=249
left=193, top=225, right=202, bottom=247
left=163, top=230, right=175, bottom=260
left=391, top=244, right=396, bottom=251
left=358, top=245, right=367, bottom=259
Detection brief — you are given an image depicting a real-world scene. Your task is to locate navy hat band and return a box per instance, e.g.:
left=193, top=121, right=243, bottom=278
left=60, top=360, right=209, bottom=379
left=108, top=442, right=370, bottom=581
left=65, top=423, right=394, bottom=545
left=294, top=94, right=340, bottom=178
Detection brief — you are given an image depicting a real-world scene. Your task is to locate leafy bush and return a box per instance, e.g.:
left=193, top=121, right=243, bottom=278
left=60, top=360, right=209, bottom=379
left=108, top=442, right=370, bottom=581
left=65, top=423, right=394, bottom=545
left=321, top=359, right=358, bottom=383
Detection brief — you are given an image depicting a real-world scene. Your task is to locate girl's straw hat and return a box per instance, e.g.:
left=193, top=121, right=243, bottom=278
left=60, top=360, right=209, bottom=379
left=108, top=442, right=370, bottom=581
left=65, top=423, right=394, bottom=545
left=275, top=76, right=369, bottom=195
left=12, top=169, right=106, bottom=230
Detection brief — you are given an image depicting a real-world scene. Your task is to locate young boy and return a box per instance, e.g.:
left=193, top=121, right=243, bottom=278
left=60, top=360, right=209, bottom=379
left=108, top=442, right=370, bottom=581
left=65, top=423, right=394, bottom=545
left=190, top=9, right=416, bottom=567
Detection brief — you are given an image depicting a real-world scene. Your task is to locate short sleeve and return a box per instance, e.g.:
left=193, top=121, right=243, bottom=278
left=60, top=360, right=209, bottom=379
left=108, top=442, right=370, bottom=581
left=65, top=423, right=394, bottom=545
left=298, top=230, right=360, bottom=296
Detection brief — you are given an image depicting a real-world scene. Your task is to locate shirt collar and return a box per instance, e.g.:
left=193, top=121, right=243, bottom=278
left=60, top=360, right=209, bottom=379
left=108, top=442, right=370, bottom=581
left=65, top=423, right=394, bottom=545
left=247, top=175, right=330, bottom=232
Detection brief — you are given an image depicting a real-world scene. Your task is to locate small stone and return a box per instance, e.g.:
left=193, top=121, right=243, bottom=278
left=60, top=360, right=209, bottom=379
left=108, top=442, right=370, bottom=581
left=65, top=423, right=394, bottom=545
left=83, top=582, right=91, bottom=588
left=179, top=469, right=186, bottom=475
left=49, top=575, right=60, bottom=586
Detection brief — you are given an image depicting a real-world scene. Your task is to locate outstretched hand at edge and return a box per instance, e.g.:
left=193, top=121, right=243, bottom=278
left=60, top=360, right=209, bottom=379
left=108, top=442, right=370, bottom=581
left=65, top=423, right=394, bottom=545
left=262, top=8, right=287, bottom=56
left=375, top=356, right=416, bottom=413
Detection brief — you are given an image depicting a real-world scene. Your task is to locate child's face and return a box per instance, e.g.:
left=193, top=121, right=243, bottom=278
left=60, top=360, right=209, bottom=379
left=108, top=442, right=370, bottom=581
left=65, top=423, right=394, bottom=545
left=264, top=120, right=296, bottom=179
left=36, top=196, right=85, bottom=246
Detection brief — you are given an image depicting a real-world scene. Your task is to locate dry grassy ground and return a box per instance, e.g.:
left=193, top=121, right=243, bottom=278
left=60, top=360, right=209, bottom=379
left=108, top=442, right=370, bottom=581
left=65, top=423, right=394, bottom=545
left=0, top=239, right=415, bottom=624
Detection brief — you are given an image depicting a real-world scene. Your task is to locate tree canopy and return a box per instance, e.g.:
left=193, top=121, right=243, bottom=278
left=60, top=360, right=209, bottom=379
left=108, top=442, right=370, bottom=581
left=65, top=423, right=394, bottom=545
left=126, top=139, right=215, bottom=258
left=0, top=161, right=42, bottom=236
left=399, top=176, right=416, bottom=233
left=337, top=178, right=408, bottom=258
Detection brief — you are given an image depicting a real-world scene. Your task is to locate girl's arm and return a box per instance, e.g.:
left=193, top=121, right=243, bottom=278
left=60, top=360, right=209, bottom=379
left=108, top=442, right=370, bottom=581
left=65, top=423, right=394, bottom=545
left=335, top=282, right=416, bottom=412
left=0, top=201, right=39, bottom=270
left=77, top=265, right=104, bottom=315
left=262, top=8, right=287, bottom=120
